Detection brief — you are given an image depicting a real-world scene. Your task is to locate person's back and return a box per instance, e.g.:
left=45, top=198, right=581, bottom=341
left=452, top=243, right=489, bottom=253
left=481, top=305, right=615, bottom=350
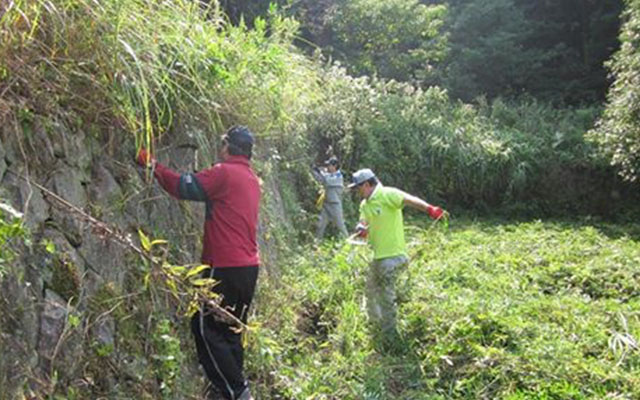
left=196, top=156, right=260, bottom=267
left=136, top=125, right=260, bottom=400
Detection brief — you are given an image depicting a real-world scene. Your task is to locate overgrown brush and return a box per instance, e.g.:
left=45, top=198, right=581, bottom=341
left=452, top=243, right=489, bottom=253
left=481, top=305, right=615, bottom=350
left=2, top=0, right=634, bottom=221
left=306, top=69, right=626, bottom=216
left=248, top=219, right=640, bottom=399
left=0, top=0, right=321, bottom=164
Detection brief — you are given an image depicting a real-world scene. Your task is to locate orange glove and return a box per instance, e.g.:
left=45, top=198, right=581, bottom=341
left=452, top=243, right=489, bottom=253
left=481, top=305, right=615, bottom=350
left=427, top=205, right=444, bottom=220
left=136, top=148, right=155, bottom=167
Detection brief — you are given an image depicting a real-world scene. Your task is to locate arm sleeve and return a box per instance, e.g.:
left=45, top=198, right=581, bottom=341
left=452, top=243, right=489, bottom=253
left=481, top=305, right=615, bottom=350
left=311, top=168, right=327, bottom=185
left=153, top=161, right=181, bottom=198
left=384, top=187, right=407, bottom=209
left=153, top=161, right=208, bottom=202
left=178, top=173, right=208, bottom=201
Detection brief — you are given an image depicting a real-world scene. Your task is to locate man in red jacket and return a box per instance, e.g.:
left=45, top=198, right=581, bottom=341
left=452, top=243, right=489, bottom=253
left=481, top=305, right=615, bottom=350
left=137, top=126, right=260, bottom=400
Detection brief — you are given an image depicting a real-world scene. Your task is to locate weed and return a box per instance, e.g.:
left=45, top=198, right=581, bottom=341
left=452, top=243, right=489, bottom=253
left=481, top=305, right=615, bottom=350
left=248, top=219, right=640, bottom=399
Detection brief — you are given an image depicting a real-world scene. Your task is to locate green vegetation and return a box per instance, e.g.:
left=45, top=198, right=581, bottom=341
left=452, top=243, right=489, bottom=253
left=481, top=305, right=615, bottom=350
left=439, top=0, right=622, bottom=104
left=0, top=0, right=639, bottom=398
left=0, top=0, right=321, bottom=165
left=248, top=218, right=640, bottom=399
left=590, top=0, right=640, bottom=182
left=308, top=79, right=611, bottom=214
left=1, top=0, right=635, bottom=215
left=246, top=0, right=622, bottom=105
left=151, top=318, right=186, bottom=399
left=0, top=208, right=27, bottom=282
left=328, top=0, right=447, bottom=83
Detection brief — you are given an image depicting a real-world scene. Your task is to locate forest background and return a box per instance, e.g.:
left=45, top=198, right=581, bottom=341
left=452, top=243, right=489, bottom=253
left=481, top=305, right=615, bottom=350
left=0, top=0, right=639, bottom=399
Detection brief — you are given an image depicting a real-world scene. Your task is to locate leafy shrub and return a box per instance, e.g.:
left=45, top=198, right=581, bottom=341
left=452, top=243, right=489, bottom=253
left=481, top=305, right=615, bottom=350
left=307, top=68, right=622, bottom=215
left=589, top=0, right=640, bottom=182
left=329, top=0, right=447, bottom=83
left=0, top=207, right=27, bottom=283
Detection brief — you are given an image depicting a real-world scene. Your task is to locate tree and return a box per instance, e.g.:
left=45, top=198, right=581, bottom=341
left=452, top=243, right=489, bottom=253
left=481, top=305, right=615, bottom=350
left=590, top=0, right=640, bottom=182
left=215, top=0, right=273, bottom=26
left=439, top=0, right=622, bottom=104
left=518, top=0, right=623, bottom=104
left=441, top=0, right=539, bottom=101
left=326, top=0, right=448, bottom=84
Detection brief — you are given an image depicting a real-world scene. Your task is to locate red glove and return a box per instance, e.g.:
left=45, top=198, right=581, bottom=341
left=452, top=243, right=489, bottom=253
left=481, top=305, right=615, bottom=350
left=427, top=205, right=444, bottom=220
left=355, top=222, right=368, bottom=238
left=136, top=148, right=155, bottom=167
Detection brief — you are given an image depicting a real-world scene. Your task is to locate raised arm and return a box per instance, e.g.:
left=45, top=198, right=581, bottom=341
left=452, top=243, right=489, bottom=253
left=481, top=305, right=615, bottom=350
left=403, top=193, right=446, bottom=219
left=136, top=149, right=209, bottom=202
left=311, top=166, right=327, bottom=185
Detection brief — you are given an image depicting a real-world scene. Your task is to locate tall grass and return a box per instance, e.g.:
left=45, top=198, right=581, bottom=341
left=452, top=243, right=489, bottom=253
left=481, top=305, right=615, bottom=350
left=0, top=0, right=322, bottom=164
left=2, top=0, right=632, bottom=218
left=303, top=68, right=631, bottom=216
left=248, top=219, right=640, bottom=399
left=1, top=2, right=638, bottom=398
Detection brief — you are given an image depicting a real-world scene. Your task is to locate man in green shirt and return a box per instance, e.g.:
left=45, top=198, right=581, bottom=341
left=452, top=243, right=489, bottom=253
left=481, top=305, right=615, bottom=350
left=349, top=168, right=447, bottom=346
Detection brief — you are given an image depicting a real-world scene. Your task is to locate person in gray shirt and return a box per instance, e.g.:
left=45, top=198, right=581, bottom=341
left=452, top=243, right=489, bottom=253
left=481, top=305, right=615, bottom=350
left=311, top=156, right=349, bottom=239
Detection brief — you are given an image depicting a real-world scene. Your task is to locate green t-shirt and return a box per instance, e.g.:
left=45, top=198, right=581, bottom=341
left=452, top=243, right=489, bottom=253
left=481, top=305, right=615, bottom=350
left=359, top=185, right=407, bottom=259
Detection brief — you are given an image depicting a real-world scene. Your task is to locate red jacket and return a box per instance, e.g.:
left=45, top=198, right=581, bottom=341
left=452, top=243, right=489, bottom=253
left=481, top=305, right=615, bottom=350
left=153, top=155, right=260, bottom=267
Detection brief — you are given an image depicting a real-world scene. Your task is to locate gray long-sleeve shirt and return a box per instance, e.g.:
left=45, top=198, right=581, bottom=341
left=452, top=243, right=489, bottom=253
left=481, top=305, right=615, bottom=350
left=312, top=168, right=345, bottom=203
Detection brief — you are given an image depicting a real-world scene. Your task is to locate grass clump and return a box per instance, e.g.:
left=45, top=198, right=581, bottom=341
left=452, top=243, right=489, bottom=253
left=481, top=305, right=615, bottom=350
left=247, top=219, right=640, bottom=399
left=0, top=207, right=28, bottom=283
left=0, top=0, right=323, bottom=165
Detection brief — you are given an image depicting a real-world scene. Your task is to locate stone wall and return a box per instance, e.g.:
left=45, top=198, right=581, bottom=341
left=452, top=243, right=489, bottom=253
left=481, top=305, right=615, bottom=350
left=0, top=119, right=287, bottom=398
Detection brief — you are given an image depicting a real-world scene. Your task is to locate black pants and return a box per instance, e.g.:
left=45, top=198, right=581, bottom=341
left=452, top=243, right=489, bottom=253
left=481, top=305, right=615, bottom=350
left=191, top=265, right=259, bottom=400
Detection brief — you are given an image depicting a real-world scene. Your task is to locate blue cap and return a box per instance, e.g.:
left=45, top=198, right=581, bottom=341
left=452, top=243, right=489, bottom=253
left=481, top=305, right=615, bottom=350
left=348, top=168, right=376, bottom=188
left=224, top=125, right=254, bottom=157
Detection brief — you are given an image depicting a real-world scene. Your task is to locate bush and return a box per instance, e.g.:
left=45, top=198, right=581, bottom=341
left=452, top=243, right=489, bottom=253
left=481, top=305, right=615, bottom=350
left=0, top=0, right=323, bottom=165
left=306, top=68, right=624, bottom=215
left=589, top=0, right=640, bottom=182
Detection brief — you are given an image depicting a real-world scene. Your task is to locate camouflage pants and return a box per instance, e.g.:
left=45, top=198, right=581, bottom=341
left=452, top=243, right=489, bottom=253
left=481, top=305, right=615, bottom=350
left=366, top=255, right=409, bottom=339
